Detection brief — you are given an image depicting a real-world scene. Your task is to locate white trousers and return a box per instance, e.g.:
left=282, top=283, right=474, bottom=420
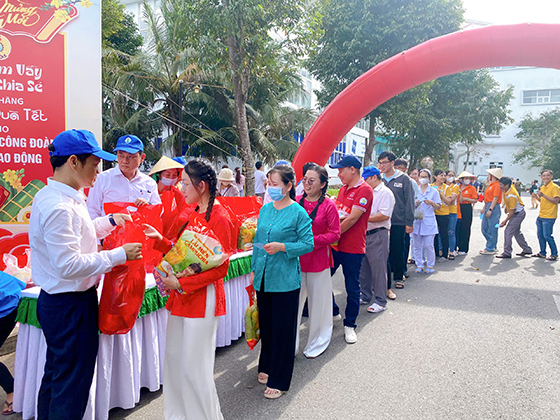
left=163, top=284, right=223, bottom=420
left=412, top=233, right=436, bottom=269
left=295, top=269, right=333, bottom=358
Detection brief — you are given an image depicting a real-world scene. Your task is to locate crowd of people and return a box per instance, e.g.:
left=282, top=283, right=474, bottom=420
left=1, top=128, right=558, bottom=419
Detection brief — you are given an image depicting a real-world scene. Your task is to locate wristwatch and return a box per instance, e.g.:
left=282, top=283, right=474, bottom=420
left=108, top=213, right=117, bottom=227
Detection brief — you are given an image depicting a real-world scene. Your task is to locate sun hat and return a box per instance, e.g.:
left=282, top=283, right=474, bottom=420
left=217, top=168, right=235, bottom=182
left=50, top=129, right=116, bottom=161
left=148, top=156, right=185, bottom=176
left=457, top=171, right=475, bottom=179
left=114, top=135, right=144, bottom=154
left=486, top=168, right=503, bottom=179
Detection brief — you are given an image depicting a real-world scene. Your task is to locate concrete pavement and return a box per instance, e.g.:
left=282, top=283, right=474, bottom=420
left=2, top=200, right=559, bottom=419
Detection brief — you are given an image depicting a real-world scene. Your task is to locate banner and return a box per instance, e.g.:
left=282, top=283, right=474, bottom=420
left=0, top=0, right=101, bottom=269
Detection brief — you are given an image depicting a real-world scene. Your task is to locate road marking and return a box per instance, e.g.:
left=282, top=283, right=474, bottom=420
left=553, top=295, right=560, bottom=317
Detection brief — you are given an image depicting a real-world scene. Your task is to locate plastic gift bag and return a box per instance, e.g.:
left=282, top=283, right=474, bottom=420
left=244, top=284, right=260, bottom=350
left=153, top=211, right=231, bottom=297
left=216, top=197, right=262, bottom=251
left=98, top=203, right=162, bottom=335
left=3, top=253, right=32, bottom=285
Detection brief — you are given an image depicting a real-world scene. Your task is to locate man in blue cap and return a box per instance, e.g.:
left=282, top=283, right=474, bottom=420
left=28, top=129, right=144, bottom=420
left=87, top=134, right=161, bottom=219
left=329, top=154, right=373, bottom=344
left=359, top=166, right=395, bottom=314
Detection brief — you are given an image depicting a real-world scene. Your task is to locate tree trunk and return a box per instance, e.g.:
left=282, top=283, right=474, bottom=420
left=463, top=145, right=471, bottom=172
left=227, top=33, right=255, bottom=195
left=363, top=113, right=379, bottom=166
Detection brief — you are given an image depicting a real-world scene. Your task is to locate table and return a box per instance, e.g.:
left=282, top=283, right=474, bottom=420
left=13, top=252, right=252, bottom=420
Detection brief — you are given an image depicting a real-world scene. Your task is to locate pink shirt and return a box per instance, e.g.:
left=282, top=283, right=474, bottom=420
left=296, top=195, right=341, bottom=273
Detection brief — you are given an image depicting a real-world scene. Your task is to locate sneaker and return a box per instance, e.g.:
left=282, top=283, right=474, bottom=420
left=479, top=249, right=498, bottom=255
left=367, top=303, right=387, bottom=313
left=359, top=298, right=370, bottom=305
left=333, top=314, right=342, bottom=321
left=344, top=326, right=357, bottom=344
left=457, top=251, right=467, bottom=256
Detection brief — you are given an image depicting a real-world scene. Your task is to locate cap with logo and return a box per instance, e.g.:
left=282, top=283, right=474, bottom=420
left=329, top=154, right=362, bottom=169
left=362, top=166, right=381, bottom=179
left=50, top=129, right=116, bottom=161
left=114, top=135, right=144, bottom=154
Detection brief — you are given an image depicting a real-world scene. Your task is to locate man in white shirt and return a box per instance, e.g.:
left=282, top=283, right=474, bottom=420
left=359, top=166, right=395, bottom=313
left=29, top=129, right=143, bottom=420
left=254, top=161, right=267, bottom=199
left=87, top=135, right=161, bottom=219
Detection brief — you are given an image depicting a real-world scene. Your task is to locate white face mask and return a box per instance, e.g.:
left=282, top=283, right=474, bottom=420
left=419, top=178, right=430, bottom=185
left=447, top=177, right=455, bottom=183
left=161, top=177, right=178, bottom=186
left=463, top=179, right=471, bottom=185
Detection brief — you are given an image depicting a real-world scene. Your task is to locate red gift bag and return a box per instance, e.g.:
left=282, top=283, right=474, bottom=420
left=216, top=197, right=262, bottom=251
left=99, top=202, right=162, bottom=335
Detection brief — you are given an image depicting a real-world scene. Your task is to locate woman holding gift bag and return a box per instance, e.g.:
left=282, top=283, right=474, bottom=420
left=145, top=158, right=235, bottom=420
left=251, top=164, right=314, bottom=399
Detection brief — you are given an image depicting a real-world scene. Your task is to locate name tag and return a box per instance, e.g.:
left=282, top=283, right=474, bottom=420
left=394, top=182, right=403, bottom=188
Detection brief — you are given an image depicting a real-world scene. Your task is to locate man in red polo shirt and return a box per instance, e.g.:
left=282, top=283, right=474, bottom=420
left=330, top=154, right=373, bottom=344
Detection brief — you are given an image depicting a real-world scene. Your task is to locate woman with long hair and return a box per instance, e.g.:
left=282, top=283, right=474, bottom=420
left=295, top=163, right=340, bottom=359
left=251, top=165, right=314, bottom=399
left=234, top=167, right=245, bottom=196
left=145, top=158, right=235, bottom=419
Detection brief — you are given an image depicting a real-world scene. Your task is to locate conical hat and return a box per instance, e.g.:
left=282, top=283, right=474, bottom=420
left=457, top=171, right=475, bottom=179
left=148, top=156, right=185, bottom=176
left=486, top=167, right=503, bottom=179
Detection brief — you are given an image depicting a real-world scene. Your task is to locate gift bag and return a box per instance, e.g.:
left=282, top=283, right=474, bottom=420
left=216, top=196, right=262, bottom=251
left=99, top=203, right=162, bottom=335
left=244, top=284, right=260, bottom=350
left=153, top=211, right=231, bottom=297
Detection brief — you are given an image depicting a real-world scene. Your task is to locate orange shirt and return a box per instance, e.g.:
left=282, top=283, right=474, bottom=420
left=484, top=181, right=502, bottom=204
left=457, top=184, right=478, bottom=219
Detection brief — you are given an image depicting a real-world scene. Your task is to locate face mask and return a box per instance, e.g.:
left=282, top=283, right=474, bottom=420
left=447, top=177, right=455, bottom=183
left=161, top=177, right=178, bottom=186
left=463, top=179, right=471, bottom=185
left=419, top=178, right=429, bottom=185
left=268, top=187, right=285, bottom=201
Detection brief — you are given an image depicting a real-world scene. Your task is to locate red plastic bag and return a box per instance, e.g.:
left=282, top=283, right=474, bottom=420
left=98, top=202, right=162, bottom=335
left=216, top=197, right=262, bottom=251
left=160, top=188, right=196, bottom=240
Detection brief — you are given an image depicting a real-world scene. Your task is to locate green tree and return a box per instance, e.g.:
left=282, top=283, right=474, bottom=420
left=102, top=0, right=143, bottom=55
left=179, top=0, right=321, bottom=194
left=514, top=108, right=560, bottom=176
left=307, top=0, right=464, bottom=165
left=385, top=70, right=513, bottom=168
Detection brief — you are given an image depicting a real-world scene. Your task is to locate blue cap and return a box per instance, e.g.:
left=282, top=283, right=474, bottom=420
left=114, top=135, right=144, bottom=154
left=50, top=129, right=116, bottom=161
left=362, top=166, right=380, bottom=179
left=172, top=156, right=186, bottom=165
left=274, top=160, right=290, bottom=166
left=330, top=154, right=362, bottom=169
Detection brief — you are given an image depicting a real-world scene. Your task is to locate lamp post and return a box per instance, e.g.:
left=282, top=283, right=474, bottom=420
left=178, top=79, right=183, bottom=156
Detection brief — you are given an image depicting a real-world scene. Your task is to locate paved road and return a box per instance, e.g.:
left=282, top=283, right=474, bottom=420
left=2, top=200, right=559, bottom=419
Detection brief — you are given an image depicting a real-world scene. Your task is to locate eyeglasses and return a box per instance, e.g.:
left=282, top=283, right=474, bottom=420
left=302, top=178, right=316, bottom=185
left=179, top=180, right=192, bottom=188
left=377, top=160, right=391, bottom=166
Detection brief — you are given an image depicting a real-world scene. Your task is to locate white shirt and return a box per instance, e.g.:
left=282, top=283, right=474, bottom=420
left=368, top=183, right=395, bottom=230
left=29, top=179, right=127, bottom=294
left=254, top=170, right=267, bottom=194
left=87, top=166, right=161, bottom=219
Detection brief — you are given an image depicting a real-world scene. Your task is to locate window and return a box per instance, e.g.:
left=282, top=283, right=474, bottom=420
left=522, top=89, right=560, bottom=104
left=329, top=142, right=347, bottom=165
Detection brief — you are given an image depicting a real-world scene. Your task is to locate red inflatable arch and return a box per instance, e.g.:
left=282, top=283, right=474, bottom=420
left=293, top=23, right=560, bottom=179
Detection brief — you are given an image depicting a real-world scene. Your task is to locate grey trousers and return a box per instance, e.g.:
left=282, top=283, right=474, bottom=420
left=359, top=228, right=389, bottom=307
left=503, top=209, right=532, bottom=256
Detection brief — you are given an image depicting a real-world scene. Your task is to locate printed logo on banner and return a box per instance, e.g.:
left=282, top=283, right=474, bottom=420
left=0, top=35, right=11, bottom=60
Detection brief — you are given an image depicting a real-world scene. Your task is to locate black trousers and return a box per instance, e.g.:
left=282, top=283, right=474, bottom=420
left=387, top=224, right=406, bottom=286
left=0, top=306, right=17, bottom=395
left=458, top=204, right=473, bottom=253
left=257, top=288, right=300, bottom=391
left=37, top=288, right=99, bottom=420
left=435, top=214, right=450, bottom=259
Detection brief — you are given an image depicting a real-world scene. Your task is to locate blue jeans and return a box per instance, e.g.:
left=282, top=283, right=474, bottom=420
left=481, top=203, right=501, bottom=251
left=537, top=217, right=558, bottom=256
left=448, top=213, right=458, bottom=253
left=331, top=250, right=364, bottom=329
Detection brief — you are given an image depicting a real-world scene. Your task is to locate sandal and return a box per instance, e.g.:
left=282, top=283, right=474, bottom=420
left=448, top=255, right=455, bottom=260
left=414, top=268, right=423, bottom=273
left=257, top=373, right=269, bottom=384
left=532, top=253, right=546, bottom=258
left=264, top=387, right=284, bottom=399
left=425, top=267, right=435, bottom=274
left=3, top=401, right=13, bottom=416
left=395, top=281, right=404, bottom=289
left=546, top=255, right=558, bottom=261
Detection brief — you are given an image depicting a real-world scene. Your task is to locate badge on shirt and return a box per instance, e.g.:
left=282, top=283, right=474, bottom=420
left=359, top=197, right=368, bottom=206
left=394, top=182, right=403, bottom=188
